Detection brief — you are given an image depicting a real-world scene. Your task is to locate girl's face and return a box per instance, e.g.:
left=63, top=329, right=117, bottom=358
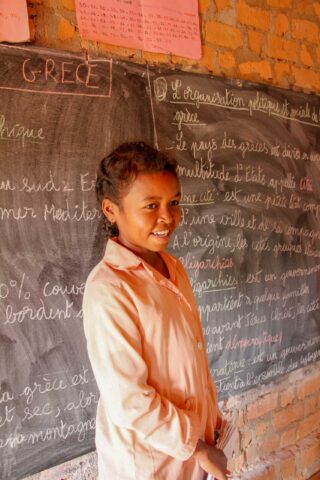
left=102, top=171, right=181, bottom=260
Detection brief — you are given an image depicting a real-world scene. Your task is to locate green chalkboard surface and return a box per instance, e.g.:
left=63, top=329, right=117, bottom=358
left=0, top=44, right=319, bottom=479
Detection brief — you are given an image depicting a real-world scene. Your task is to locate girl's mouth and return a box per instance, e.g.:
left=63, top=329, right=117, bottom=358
left=151, top=230, right=170, bottom=238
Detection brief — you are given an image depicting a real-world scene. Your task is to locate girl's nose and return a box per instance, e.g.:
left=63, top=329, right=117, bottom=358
left=158, top=207, right=173, bottom=223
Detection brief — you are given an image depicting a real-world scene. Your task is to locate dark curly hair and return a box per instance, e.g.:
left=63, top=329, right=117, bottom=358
left=96, top=141, right=178, bottom=238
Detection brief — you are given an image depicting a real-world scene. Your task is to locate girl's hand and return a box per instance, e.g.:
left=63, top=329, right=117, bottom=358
left=193, top=440, right=230, bottom=480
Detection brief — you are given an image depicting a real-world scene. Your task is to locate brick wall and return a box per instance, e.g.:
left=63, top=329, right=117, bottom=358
left=222, top=364, right=320, bottom=479
left=27, top=0, right=320, bottom=94
left=26, top=363, right=320, bottom=480
left=24, top=1, right=320, bottom=479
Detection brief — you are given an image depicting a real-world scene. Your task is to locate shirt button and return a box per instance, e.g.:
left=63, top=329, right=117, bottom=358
left=197, top=342, right=203, bottom=350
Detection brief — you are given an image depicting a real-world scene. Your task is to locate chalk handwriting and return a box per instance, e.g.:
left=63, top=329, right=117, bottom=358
left=0, top=114, right=45, bottom=144
left=22, top=58, right=100, bottom=89
left=43, top=200, right=101, bottom=222
left=0, top=206, right=37, bottom=220
left=4, top=298, right=73, bottom=325
left=19, top=377, right=68, bottom=405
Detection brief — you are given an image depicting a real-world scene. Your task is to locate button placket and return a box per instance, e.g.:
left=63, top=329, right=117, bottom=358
left=159, top=279, right=189, bottom=307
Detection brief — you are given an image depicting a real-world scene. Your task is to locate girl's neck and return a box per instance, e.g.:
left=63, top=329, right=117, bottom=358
left=117, top=239, right=170, bottom=279
left=138, top=250, right=170, bottom=279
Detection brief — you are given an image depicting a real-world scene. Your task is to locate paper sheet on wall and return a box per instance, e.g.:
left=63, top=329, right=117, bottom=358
left=0, top=0, right=30, bottom=42
left=75, top=0, right=201, bottom=59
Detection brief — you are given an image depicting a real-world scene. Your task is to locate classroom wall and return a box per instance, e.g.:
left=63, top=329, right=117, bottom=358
left=27, top=0, right=320, bottom=94
left=24, top=1, right=320, bottom=479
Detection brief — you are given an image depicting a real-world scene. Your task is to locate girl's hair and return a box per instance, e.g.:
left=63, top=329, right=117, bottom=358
left=96, top=141, right=178, bottom=237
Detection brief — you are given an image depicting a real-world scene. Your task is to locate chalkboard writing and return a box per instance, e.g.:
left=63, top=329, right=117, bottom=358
left=148, top=71, right=320, bottom=397
left=0, top=44, right=319, bottom=479
left=0, top=44, right=153, bottom=480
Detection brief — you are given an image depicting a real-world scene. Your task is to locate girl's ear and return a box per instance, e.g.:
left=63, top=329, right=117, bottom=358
left=102, top=198, right=118, bottom=223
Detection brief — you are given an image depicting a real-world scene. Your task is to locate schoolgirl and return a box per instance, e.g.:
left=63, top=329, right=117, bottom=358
left=83, top=142, right=229, bottom=479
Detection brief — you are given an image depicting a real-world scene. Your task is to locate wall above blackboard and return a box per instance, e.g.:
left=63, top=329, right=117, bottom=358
left=0, top=44, right=319, bottom=480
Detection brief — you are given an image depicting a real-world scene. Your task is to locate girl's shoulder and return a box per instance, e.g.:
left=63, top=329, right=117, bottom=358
left=84, top=258, right=124, bottom=298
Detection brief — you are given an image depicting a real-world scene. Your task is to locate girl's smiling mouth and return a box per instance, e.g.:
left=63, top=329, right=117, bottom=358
left=151, top=230, right=170, bottom=238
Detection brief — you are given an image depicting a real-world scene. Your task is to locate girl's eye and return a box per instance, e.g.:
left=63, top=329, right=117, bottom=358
left=170, top=200, right=180, bottom=207
left=145, top=203, right=157, bottom=209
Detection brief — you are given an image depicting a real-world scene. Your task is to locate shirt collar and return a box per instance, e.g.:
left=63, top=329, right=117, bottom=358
left=104, top=238, right=142, bottom=270
left=103, top=237, right=177, bottom=280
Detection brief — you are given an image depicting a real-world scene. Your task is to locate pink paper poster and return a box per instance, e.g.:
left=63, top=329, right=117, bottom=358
left=0, top=0, right=30, bottom=42
left=75, top=0, right=201, bottom=59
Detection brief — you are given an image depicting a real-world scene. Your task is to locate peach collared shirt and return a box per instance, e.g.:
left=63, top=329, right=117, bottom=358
left=83, top=239, right=220, bottom=480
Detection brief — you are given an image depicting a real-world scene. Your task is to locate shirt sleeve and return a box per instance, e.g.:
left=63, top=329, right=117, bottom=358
left=83, top=279, right=201, bottom=461
left=205, top=373, right=222, bottom=445
left=174, top=259, right=222, bottom=444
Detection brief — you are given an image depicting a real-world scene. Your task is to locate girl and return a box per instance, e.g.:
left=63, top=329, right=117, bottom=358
left=83, top=142, right=229, bottom=480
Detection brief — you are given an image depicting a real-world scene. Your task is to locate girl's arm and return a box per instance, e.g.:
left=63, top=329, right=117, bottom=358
left=83, top=281, right=201, bottom=461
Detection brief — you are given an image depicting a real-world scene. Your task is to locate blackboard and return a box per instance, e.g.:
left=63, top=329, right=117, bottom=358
left=0, top=44, right=319, bottom=480
left=148, top=70, right=320, bottom=396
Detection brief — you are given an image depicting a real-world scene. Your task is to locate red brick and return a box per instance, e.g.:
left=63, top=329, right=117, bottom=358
left=199, top=45, right=215, bottom=72
left=206, top=21, right=243, bottom=49
left=219, top=51, right=236, bottom=70
left=199, top=0, right=210, bottom=13
left=215, top=0, right=230, bottom=11
left=267, top=0, right=292, bottom=7
left=314, top=2, right=320, bottom=18
left=58, top=18, right=76, bottom=41
left=294, top=66, right=320, bottom=92
left=297, top=377, right=320, bottom=399
left=267, top=35, right=298, bottom=62
left=280, top=427, right=297, bottom=448
left=300, top=44, right=313, bottom=67
left=293, top=1, right=317, bottom=16
left=275, top=13, right=289, bottom=36
left=304, top=395, right=317, bottom=416
left=280, top=454, right=296, bottom=479
left=272, top=402, right=303, bottom=431
left=292, top=66, right=320, bottom=92
left=292, top=19, right=319, bottom=44
left=240, top=59, right=274, bottom=82
left=256, top=420, right=269, bottom=437
left=297, top=410, right=320, bottom=440
left=246, top=444, right=259, bottom=464
left=280, top=387, right=295, bottom=407
left=274, top=61, right=291, bottom=87
left=300, top=442, right=320, bottom=468
left=61, top=0, right=75, bottom=10
left=248, top=30, right=263, bottom=55
left=260, top=434, right=280, bottom=457
left=247, top=392, right=278, bottom=420
left=237, top=0, right=270, bottom=31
